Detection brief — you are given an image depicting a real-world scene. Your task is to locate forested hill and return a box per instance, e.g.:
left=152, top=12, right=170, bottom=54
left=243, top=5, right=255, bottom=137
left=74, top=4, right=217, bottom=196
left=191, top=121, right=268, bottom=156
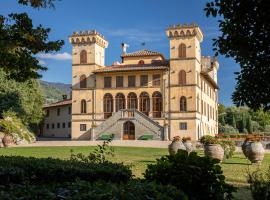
left=40, top=81, right=71, bottom=104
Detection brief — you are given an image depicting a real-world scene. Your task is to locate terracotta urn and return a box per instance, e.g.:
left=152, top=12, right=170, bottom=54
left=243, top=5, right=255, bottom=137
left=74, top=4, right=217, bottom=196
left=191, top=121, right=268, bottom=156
left=2, top=134, right=14, bottom=147
left=246, top=142, right=265, bottom=164
left=183, top=141, right=193, bottom=154
left=204, top=144, right=224, bottom=161
left=168, top=140, right=186, bottom=155
left=242, top=140, right=251, bottom=158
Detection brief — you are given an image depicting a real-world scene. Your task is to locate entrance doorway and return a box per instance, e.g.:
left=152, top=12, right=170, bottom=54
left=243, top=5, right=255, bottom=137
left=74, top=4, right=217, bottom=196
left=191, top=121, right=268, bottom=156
left=123, top=121, right=135, bottom=140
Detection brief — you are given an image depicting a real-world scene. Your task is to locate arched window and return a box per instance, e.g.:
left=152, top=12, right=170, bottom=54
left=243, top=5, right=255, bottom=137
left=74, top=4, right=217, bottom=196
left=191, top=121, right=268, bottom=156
left=178, top=43, right=186, bottom=58
left=186, top=30, right=191, bottom=36
left=179, top=70, right=186, bottom=85
left=127, top=92, right=137, bottom=109
left=80, top=74, right=87, bottom=88
left=138, top=60, right=145, bottom=65
left=174, top=31, right=179, bottom=37
left=103, top=93, right=113, bottom=119
left=115, top=93, right=125, bottom=112
left=80, top=50, right=87, bottom=64
left=81, top=99, right=86, bottom=113
left=180, top=31, right=185, bottom=36
left=169, top=31, right=173, bottom=37
left=180, top=96, right=187, bottom=112
left=139, top=92, right=150, bottom=116
left=152, top=92, right=162, bottom=118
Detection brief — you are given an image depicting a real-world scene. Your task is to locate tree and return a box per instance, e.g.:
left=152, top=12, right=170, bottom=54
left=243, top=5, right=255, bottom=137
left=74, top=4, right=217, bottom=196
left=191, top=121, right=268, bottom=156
left=205, top=0, right=270, bottom=110
left=0, top=69, right=44, bottom=130
left=0, top=0, right=63, bottom=82
left=246, top=116, right=253, bottom=133
left=220, top=115, right=226, bottom=126
left=231, top=115, right=236, bottom=129
left=238, top=114, right=246, bottom=133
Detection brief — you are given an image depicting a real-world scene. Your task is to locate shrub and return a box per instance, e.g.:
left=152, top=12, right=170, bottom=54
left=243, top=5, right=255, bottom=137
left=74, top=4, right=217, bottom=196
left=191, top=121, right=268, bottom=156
left=219, top=140, right=236, bottom=159
left=0, top=180, right=188, bottom=200
left=200, top=135, right=219, bottom=145
left=71, top=138, right=114, bottom=164
left=0, top=156, right=132, bottom=185
left=182, top=136, right=191, bottom=142
left=248, top=168, right=270, bottom=200
left=144, top=150, right=236, bottom=200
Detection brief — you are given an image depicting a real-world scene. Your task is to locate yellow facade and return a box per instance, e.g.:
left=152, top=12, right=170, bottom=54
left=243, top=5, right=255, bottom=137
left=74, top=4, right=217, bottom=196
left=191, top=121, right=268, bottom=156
left=45, top=24, right=219, bottom=141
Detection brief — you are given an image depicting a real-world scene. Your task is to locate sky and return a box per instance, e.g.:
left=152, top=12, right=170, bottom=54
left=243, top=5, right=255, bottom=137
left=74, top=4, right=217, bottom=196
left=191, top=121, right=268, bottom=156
left=0, top=0, right=240, bottom=106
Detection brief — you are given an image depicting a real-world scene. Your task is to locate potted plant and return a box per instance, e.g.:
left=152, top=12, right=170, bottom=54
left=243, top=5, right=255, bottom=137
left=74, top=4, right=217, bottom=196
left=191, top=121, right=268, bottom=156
left=200, top=135, right=224, bottom=161
left=168, top=136, right=186, bottom=155
left=182, top=136, right=193, bottom=154
left=243, top=135, right=264, bottom=164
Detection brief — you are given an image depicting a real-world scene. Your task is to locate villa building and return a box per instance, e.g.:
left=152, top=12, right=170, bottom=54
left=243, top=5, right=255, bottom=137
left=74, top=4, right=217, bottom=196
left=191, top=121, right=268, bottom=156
left=41, top=23, right=219, bottom=141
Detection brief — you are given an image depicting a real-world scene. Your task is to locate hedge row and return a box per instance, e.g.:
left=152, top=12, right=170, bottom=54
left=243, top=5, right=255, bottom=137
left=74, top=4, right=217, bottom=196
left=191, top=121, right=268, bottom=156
left=0, top=180, right=188, bottom=200
left=0, top=156, right=132, bottom=184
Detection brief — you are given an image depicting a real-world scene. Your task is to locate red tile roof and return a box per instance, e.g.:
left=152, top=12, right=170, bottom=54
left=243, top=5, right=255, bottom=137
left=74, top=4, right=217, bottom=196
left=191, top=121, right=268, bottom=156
left=43, top=99, right=72, bottom=108
left=121, top=49, right=165, bottom=59
left=93, top=63, right=169, bottom=73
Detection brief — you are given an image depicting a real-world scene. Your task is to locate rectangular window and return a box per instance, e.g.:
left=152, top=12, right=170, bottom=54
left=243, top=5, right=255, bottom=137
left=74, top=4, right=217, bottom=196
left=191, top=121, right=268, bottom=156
left=152, top=74, right=161, bottom=86
left=46, top=124, right=49, bottom=129
left=57, top=108, right=60, bottom=116
left=62, top=123, right=65, bottom=128
left=68, top=106, right=71, bottom=115
left=116, top=76, right=124, bottom=87
left=180, top=122, right=187, bottom=130
left=46, top=110, right=50, bottom=117
left=104, top=76, right=111, bottom=88
left=68, top=122, right=71, bottom=128
left=80, top=124, right=86, bottom=131
left=128, top=75, right=136, bottom=87
left=52, top=123, right=55, bottom=129
left=140, top=75, right=148, bottom=86
left=57, top=123, right=60, bottom=128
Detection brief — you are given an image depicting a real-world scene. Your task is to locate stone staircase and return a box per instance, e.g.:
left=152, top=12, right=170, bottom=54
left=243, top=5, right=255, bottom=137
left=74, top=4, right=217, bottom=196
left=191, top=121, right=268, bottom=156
left=93, top=109, right=163, bottom=140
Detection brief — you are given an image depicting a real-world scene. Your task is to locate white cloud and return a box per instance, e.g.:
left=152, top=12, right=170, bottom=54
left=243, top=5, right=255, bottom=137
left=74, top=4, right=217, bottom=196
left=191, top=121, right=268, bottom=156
left=37, top=52, right=72, bottom=60
left=38, top=60, right=46, bottom=65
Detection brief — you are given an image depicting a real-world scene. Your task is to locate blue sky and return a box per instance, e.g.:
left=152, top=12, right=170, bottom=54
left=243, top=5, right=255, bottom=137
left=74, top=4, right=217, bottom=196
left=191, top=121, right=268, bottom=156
left=0, top=0, right=239, bottom=106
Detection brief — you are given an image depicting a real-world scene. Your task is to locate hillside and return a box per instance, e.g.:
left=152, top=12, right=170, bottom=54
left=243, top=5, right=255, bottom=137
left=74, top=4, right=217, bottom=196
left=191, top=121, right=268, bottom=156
left=40, top=81, right=71, bottom=104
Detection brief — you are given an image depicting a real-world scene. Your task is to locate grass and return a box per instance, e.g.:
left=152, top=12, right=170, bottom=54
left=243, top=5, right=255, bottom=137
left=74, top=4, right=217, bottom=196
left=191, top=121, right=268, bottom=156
left=0, top=146, right=268, bottom=199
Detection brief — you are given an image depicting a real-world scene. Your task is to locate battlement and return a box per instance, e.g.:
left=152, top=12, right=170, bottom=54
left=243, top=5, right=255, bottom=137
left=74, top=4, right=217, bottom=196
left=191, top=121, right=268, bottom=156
left=166, top=23, right=203, bottom=42
left=69, top=30, right=108, bottom=48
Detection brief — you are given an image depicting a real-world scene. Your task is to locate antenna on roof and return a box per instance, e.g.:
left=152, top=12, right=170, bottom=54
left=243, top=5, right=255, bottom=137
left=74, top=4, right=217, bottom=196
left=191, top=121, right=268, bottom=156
left=121, top=42, right=129, bottom=54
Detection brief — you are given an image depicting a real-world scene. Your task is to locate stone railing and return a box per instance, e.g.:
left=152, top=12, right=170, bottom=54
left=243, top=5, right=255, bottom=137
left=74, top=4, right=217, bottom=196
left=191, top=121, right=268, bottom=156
left=93, top=109, right=163, bottom=139
left=93, top=111, right=122, bottom=136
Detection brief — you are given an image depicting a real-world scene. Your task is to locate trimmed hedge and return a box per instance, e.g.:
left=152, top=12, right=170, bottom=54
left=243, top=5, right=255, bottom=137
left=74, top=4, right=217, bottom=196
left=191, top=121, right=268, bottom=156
left=0, top=156, right=132, bottom=184
left=0, top=180, right=188, bottom=200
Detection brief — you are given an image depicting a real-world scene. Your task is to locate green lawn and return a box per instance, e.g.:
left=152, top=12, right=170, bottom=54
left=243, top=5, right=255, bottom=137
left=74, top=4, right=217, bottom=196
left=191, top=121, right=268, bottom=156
left=0, top=146, right=268, bottom=199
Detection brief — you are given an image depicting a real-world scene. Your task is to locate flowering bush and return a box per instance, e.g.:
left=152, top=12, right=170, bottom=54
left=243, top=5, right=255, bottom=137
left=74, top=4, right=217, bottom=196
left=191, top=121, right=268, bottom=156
left=0, top=111, right=35, bottom=144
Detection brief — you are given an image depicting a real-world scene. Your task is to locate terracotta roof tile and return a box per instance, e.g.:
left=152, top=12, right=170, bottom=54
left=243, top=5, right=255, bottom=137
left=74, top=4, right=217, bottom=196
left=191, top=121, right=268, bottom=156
left=43, top=99, right=72, bottom=108
left=121, top=49, right=164, bottom=59
left=93, top=63, right=169, bottom=73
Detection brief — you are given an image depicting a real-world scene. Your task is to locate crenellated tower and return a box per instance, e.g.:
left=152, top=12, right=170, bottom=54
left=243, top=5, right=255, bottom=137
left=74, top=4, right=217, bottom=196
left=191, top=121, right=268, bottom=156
left=69, top=30, right=108, bottom=140
left=166, top=23, right=204, bottom=140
